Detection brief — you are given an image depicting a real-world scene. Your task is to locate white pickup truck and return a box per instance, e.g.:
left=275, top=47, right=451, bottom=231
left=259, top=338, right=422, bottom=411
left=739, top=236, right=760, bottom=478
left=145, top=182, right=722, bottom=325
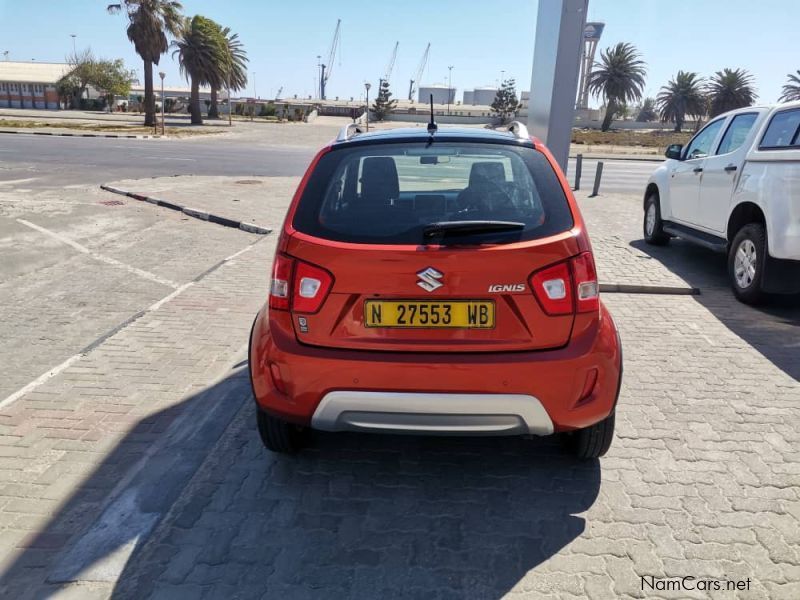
left=643, top=101, right=800, bottom=304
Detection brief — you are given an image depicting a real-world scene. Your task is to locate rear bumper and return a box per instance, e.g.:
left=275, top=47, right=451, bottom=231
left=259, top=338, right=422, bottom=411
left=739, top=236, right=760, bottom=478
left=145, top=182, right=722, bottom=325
left=249, top=303, right=622, bottom=435
left=311, top=391, right=554, bottom=436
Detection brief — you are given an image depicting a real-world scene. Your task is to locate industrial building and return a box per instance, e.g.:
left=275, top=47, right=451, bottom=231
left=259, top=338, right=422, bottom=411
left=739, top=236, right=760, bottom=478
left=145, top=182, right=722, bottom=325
left=0, top=61, right=71, bottom=109
left=462, top=86, right=498, bottom=106
left=417, top=84, right=454, bottom=105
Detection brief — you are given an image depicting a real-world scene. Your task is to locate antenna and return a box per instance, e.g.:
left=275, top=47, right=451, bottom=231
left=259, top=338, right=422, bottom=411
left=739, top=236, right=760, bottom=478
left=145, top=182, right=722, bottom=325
left=427, top=94, right=437, bottom=134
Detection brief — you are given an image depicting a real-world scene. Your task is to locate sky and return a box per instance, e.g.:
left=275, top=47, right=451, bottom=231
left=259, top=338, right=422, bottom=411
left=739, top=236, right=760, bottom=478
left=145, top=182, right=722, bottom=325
left=0, top=0, right=797, bottom=106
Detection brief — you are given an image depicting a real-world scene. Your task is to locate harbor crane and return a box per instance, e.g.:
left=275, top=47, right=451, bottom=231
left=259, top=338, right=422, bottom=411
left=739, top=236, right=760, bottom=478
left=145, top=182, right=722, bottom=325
left=380, top=41, right=399, bottom=88
left=319, top=19, right=341, bottom=100
left=408, top=43, right=430, bottom=102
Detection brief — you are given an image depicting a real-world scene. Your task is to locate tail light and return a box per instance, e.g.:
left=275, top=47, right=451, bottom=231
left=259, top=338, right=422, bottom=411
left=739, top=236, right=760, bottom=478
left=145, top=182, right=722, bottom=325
left=269, top=254, right=293, bottom=310
left=268, top=253, right=333, bottom=314
left=529, top=252, right=599, bottom=315
left=571, top=252, right=599, bottom=313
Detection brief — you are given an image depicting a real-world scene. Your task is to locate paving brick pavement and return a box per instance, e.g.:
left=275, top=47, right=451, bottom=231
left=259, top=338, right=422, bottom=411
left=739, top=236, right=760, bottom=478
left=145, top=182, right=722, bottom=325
left=0, top=182, right=797, bottom=599
left=0, top=183, right=260, bottom=401
left=107, top=287, right=799, bottom=600
left=0, top=233, right=277, bottom=599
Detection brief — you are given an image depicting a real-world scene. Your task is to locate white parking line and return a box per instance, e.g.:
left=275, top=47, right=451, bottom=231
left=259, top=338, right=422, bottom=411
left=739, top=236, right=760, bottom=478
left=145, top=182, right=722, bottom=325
left=0, top=177, right=39, bottom=186
left=16, top=218, right=180, bottom=290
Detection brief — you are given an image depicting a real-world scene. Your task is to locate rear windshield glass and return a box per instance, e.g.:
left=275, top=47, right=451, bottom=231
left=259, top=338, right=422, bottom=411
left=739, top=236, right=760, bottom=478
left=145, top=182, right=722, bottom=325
left=292, top=142, right=574, bottom=245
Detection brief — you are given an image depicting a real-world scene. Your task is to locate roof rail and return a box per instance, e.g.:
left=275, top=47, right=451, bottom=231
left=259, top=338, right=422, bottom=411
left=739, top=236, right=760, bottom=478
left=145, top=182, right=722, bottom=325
left=336, top=123, right=363, bottom=142
left=507, top=121, right=530, bottom=140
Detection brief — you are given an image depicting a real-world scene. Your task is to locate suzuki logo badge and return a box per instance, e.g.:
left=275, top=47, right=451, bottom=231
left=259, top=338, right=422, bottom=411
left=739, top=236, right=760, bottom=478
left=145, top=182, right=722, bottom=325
left=416, top=267, right=444, bottom=292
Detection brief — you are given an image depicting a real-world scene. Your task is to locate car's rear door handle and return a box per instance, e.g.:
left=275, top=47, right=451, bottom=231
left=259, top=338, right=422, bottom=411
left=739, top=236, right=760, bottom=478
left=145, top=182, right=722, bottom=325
left=693, top=167, right=703, bottom=173
left=724, top=165, right=738, bottom=172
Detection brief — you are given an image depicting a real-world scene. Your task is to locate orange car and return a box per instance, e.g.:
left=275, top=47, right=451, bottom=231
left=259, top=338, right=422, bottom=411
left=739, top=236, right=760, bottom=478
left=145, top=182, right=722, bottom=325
left=249, top=122, right=622, bottom=459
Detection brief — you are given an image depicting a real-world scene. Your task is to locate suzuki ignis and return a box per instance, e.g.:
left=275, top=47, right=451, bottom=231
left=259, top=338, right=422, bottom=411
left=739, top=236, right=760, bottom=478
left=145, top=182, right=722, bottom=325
left=249, top=121, right=622, bottom=459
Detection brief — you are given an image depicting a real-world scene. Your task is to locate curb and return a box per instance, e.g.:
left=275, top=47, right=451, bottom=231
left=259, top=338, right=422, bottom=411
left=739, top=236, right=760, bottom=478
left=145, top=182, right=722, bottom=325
left=569, top=154, right=663, bottom=163
left=0, top=129, right=163, bottom=139
left=600, top=283, right=699, bottom=295
left=100, top=184, right=271, bottom=235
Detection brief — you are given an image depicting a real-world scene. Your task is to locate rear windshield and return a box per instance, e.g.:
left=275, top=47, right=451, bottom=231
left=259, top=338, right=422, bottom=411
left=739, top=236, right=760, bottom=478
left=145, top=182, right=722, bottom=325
left=292, top=142, right=574, bottom=245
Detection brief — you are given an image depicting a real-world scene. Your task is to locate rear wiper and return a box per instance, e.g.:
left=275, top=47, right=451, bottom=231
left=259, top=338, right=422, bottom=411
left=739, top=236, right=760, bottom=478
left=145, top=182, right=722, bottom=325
left=422, top=220, right=525, bottom=239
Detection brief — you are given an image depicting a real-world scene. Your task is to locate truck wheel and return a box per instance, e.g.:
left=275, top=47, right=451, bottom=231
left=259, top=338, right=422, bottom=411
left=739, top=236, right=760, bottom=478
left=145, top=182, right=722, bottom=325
left=257, top=409, right=308, bottom=454
left=562, top=413, right=615, bottom=460
left=643, top=194, right=670, bottom=245
left=728, top=223, right=766, bottom=305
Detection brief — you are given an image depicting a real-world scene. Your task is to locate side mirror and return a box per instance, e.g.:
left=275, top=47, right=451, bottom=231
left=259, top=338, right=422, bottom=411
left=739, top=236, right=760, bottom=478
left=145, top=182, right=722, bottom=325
left=665, top=144, right=683, bottom=160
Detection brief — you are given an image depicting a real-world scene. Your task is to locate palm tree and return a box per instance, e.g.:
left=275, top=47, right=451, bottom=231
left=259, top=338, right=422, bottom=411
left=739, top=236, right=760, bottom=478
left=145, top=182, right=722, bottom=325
left=779, top=70, right=800, bottom=102
left=706, top=68, right=756, bottom=117
left=656, top=71, right=706, bottom=133
left=108, top=0, right=183, bottom=127
left=208, top=26, right=248, bottom=119
left=172, top=15, right=228, bottom=125
left=587, top=42, right=647, bottom=132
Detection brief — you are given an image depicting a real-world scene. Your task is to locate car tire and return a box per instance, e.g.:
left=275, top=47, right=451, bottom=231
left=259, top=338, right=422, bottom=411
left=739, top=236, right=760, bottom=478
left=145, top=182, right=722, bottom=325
left=728, top=223, right=766, bottom=305
left=256, top=409, right=308, bottom=454
left=643, top=194, right=670, bottom=245
left=563, top=412, right=615, bottom=460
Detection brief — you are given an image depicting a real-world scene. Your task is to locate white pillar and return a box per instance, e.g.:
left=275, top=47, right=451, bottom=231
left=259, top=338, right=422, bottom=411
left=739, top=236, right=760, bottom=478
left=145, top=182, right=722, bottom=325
left=527, top=0, right=588, bottom=171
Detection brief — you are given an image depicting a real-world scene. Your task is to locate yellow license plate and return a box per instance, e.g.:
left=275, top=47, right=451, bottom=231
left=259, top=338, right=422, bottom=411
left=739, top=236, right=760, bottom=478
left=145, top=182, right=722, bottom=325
left=363, top=300, right=495, bottom=329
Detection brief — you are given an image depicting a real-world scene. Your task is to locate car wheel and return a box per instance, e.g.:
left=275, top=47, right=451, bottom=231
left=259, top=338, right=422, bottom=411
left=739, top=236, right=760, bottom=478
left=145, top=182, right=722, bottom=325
left=728, top=223, right=766, bottom=305
left=563, top=412, right=615, bottom=460
left=643, top=194, right=670, bottom=245
left=256, top=409, right=308, bottom=454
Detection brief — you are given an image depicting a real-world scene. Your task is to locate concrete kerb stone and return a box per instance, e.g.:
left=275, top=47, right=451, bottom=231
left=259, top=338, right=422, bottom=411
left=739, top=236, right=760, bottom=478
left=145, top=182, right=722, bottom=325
left=0, top=129, right=163, bottom=139
left=600, top=283, right=700, bottom=295
left=99, top=184, right=272, bottom=235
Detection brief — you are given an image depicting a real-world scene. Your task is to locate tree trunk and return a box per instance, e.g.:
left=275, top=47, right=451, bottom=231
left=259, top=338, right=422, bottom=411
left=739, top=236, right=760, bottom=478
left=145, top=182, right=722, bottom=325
left=143, top=59, right=155, bottom=126
left=190, top=78, right=202, bottom=125
left=674, top=116, right=683, bottom=133
left=208, top=88, right=219, bottom=119
left=600, top=99, right=616, bottom=132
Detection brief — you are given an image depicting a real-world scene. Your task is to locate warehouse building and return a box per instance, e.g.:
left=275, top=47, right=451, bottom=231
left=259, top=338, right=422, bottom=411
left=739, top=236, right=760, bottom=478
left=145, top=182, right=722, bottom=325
left=417, top=84, right=455, bottom=105
left=0, top=61, right=72, bottom=109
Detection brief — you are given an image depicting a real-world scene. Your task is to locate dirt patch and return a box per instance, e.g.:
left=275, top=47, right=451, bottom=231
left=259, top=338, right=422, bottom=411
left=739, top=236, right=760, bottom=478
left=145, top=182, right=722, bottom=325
left=572, top=128, right=693, bottom=149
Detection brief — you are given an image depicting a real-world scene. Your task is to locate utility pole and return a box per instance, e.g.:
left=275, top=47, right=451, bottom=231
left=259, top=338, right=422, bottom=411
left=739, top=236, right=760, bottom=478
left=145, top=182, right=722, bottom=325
left=447, top=65, right=454, bottom=116
left=159, top=71, right=165, bottom=135
left=228, top=75, right=232, bottom=126
left=364, top=82, right=371, bottom=132
left=316, top=55, right=321, bottom=99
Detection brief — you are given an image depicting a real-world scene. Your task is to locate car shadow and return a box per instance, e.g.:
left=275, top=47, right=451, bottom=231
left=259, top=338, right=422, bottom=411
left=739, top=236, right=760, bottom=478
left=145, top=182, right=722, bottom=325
left=112, top=419, right=602, bottom=599
left=631, top=237, right=800, bottom=381
left=0, top=366, right=602, bottom=600
left=0, top=369, right=250, bottom=600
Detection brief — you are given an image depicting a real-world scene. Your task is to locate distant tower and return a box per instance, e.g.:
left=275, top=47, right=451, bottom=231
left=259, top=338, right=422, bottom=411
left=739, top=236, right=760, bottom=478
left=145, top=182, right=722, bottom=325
left=576, top=21, right=604, bottom=110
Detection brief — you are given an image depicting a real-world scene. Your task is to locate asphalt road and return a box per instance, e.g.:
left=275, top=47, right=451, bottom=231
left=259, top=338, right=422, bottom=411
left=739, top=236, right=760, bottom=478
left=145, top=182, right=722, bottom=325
left=0, top=134, right=316, bottom=190
left=1, top=132, right=657, bottom=195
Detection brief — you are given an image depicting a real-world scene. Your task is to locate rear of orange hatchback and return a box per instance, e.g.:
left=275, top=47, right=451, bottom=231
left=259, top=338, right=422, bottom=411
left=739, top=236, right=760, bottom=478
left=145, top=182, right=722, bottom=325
left=250, top=124, right=622, bottom=459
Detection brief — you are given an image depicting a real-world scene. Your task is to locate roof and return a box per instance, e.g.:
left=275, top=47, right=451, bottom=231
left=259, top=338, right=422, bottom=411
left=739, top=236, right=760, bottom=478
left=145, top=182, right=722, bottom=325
left=0, top=61, right=72, bottom=83
left=333, top=125, right=535, bottom=148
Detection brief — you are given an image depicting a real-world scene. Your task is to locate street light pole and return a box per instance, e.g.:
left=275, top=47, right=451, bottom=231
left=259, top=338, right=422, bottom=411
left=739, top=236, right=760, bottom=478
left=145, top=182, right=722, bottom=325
left=159, top=71, right=165, bottom=136
left=447, top=65, right=454, bottom=116
left=228, top=75, right=232, bottom=127
left=364, top=82, right=371, bottom=132
left=70, top=34, right=76, bottom=56
left=253, top=72, right=257, bottom=100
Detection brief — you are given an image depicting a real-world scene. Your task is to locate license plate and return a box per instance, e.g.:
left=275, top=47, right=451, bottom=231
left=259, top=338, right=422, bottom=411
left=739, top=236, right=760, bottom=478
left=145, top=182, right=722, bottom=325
left=363, top=300, right=495, bottom=329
